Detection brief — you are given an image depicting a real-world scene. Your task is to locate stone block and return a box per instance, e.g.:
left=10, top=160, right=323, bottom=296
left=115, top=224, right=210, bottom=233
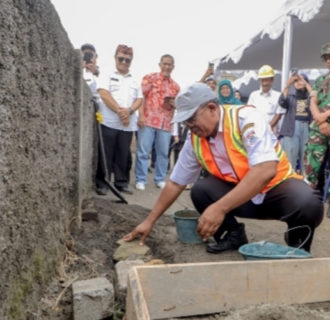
left=72, top=277, right=114, bottom=320
left=113, top=240, right=151, bottom=261
left=115, top=260, right=145, bottom=291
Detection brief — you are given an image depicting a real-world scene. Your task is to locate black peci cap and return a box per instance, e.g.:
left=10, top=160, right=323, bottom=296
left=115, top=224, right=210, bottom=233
left=80, top=43, right=96, bottom=52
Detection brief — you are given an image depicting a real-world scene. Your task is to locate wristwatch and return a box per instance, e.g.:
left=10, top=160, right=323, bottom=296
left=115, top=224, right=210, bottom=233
left=129, top=107, right=134, bottom=115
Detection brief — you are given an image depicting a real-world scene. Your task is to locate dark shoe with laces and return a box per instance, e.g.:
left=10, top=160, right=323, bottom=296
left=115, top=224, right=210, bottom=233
left=116, top=186, right=133, bottom=195
left=206, top=223, right=248, bottom=254
left=95, top=187, right=108, bottom=196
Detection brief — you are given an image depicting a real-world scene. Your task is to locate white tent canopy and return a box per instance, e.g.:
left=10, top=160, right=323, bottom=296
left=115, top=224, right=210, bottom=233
left=230, top=71, right=282, bottom=101
left=214, top=0, right=330, bottom=88
left=231, top=68, right=326, bottom=99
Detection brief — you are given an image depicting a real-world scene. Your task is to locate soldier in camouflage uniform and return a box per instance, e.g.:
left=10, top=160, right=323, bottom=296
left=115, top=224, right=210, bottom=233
left=304, top=43, right=330, bottom=190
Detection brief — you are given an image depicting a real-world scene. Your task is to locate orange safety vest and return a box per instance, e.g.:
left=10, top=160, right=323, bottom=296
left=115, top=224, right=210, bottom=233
left=191, top=104, right=302, bottom=193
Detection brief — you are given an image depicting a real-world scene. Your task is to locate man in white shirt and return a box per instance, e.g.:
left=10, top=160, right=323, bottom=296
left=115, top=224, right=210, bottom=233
left=248, top=65, right=285, bottom=134
left=96, top=45, right=143, bottom=195
left=123, top=83, right=323, bottom=254
left=81, top=43, right=99, bottom=95
left=81, top=43, right=109, bottom=196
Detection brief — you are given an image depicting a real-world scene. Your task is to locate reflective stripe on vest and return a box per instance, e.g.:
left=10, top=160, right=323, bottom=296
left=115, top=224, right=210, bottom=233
left=191, top=104, right=302, bottom=193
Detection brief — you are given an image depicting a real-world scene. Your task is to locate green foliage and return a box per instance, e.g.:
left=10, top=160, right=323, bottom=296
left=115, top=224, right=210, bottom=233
left=7, top=247, right=58, bottom=320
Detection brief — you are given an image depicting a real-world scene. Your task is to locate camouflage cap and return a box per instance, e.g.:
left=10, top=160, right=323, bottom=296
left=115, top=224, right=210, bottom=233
left=320, top=43, right=330, bottom=57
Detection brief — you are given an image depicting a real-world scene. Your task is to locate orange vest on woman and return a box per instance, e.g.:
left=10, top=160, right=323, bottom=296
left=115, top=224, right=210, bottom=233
left=191, top=105, right=302, bottom=193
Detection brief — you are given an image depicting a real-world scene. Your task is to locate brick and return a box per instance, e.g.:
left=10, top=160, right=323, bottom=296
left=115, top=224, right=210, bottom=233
left=115, top=260, right=144, bottom=291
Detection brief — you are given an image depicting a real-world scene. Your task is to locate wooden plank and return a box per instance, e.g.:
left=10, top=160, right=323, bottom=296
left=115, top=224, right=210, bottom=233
left=126, top=258, right=330, bottom=320
left=126, top=267, right=150, bottom=320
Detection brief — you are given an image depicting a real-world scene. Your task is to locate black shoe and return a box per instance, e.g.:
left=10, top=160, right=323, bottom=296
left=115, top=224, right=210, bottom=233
left=206, top=223, right=248, bottom=254
left=284, top=227, right=311, bottom=252
left=116, top=186, right=133, bottom=195
left=95, top=187, right=108, bottom=196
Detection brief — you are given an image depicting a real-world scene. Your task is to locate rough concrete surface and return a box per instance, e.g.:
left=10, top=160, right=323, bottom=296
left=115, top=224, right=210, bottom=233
left=0, top=0, right=95, bottom=318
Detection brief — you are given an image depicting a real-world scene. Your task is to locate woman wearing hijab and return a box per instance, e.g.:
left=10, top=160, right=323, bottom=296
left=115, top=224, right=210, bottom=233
left=217, top=79, right=242, bottom=105
left=278, top=72, right=313, bottom=175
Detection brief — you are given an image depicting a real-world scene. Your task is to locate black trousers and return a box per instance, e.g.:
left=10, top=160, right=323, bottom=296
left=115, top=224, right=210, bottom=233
left=95, top=125, right=133, bottom=189
left=190, top=175, right=324, bottom=251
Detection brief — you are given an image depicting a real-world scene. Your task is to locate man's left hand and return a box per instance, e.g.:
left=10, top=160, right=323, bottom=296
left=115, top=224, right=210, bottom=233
left=197, top=203, right=226, bottom=241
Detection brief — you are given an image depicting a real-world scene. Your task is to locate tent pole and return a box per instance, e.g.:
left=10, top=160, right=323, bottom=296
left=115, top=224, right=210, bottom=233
left=281, top=15, right=293, bottom=90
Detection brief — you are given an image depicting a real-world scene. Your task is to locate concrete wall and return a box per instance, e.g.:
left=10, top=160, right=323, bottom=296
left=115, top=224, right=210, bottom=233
left=0, top=0, right=95, bottom=318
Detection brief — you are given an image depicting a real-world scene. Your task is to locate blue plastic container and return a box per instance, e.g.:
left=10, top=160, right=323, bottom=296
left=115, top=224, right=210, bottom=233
left=239, top=241, right=312, bottom=260
left=173, top=210, right=203, bottom=244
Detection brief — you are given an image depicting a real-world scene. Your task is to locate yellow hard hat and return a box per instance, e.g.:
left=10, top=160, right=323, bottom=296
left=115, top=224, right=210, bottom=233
left=258, top=65, right=275, bottom=79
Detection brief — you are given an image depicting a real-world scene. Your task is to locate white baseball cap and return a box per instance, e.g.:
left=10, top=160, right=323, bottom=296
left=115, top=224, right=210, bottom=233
left=173, top=82, right=217, bottom=123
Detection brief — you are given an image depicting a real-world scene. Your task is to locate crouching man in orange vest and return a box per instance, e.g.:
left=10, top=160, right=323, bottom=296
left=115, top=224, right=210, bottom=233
left=124, top=82, right=323, bottom=253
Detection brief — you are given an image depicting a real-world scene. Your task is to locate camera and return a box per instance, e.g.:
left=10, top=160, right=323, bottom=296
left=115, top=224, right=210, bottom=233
left=83, top=51, right=94, bottom=64
left=291, top=68, right=298, bottom=76
left=208, top=62, right=215, bottom=75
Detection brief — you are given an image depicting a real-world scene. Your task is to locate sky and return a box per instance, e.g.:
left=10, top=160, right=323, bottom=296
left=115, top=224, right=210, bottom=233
left=50, top=0, right=287, bottom=88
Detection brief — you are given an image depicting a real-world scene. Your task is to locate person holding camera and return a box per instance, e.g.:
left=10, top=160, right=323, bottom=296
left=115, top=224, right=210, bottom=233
left=81, top=43, right=109, bottom=196
left=278, top=71, right=312, bottom=175
left=200, top=63, right=217, bottom=93
left=81, top=43, right=99, bottom=95
left=96, top=44, right=143, bottom=195
left=135, top=54, right=180, bottom=191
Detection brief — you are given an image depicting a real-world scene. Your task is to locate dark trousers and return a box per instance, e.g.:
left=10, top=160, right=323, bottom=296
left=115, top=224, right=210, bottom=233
left=190, top=175, right=324, bottom=251
left=95, top=125, right=133, bottom=189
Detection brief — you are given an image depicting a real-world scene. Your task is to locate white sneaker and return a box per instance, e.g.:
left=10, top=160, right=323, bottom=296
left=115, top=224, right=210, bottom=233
left=135, top=182, right=145, bottom=191
left=156, top=181, right=166, bottom=189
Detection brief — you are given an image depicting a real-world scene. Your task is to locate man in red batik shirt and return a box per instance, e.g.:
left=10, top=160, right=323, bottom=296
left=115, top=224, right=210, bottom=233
left=135, top=54, right=180, bottom=191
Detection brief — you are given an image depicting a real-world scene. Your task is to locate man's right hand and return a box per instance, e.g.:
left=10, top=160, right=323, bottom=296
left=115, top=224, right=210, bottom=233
left=83, top=61, right=97, bottom=74
left=123, top=181, right=185, bottom=245
left=122, top=219, right=154, bottom=245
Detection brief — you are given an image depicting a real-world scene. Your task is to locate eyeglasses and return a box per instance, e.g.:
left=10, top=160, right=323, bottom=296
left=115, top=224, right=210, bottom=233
left=184, top=112, right=198, bottom=127
left=184, top=107, right=207, bottom=127
left=117, top=56, right=131, bottom=64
